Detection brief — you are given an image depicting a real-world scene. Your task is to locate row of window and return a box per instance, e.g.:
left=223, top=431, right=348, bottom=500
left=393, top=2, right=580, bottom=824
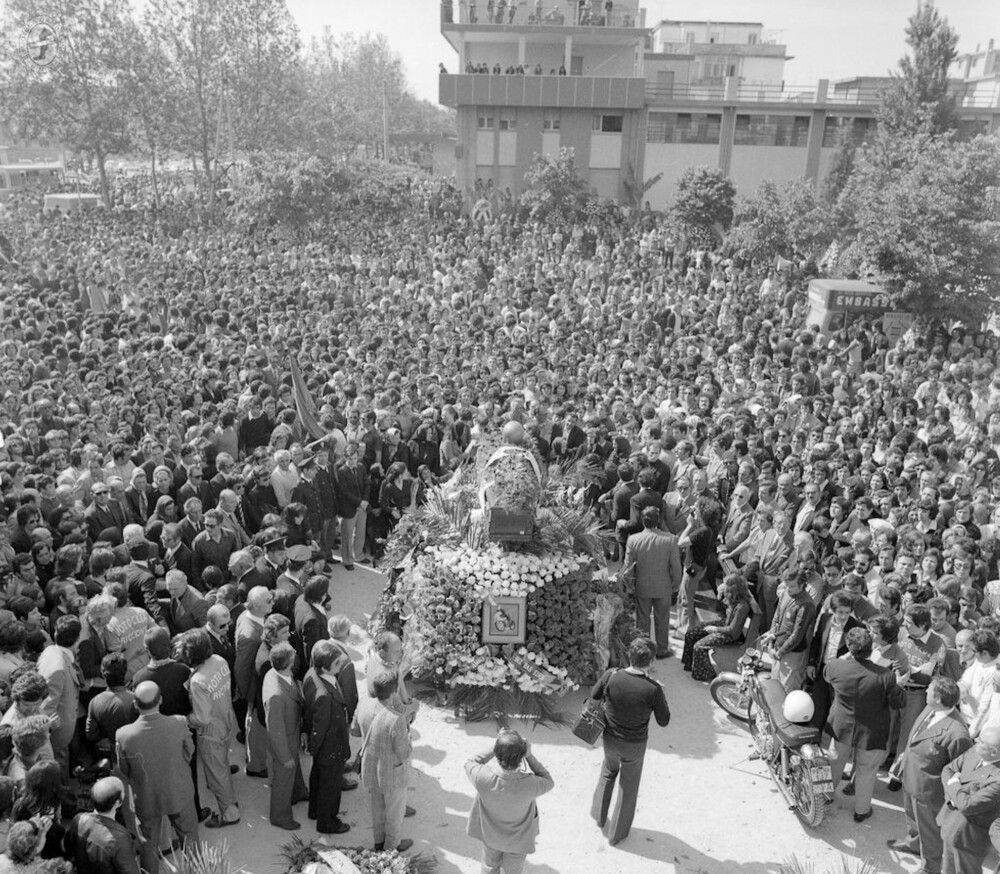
left=647, top=112, right=721, bottom=144
left=476, top=111, right=624, bottom=133
left=477, top=111, right=992, bottom=145
left=734, top=114, right=811, bottom=147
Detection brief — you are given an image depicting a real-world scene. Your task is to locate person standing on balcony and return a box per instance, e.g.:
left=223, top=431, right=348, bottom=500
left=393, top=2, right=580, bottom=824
left=604, top=0, right=613, bottom=25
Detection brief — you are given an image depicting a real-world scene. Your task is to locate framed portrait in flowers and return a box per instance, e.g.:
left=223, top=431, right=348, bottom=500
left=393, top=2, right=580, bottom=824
left=482, top=596, right=527, bottom=645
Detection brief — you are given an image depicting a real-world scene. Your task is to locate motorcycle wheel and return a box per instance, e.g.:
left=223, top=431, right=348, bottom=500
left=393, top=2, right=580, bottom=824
left=709, top=677, right=750, bottom=721
left=791, top=761, right=828, bottom=828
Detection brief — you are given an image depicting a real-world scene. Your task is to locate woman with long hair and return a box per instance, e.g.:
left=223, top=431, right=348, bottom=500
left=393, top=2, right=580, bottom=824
left=9, top=760, right=64, bottom=859
left=681, top=574, right=755, bottom=682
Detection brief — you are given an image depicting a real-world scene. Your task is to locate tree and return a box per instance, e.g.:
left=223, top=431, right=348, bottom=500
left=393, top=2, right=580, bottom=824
left=821, top=127, right=859, bottom=206
left=519, top=148, right=589, bottom=222
left=144, top=0, right=230, bottom=208
left=878, top=0, right=959, bottom=136
left=727, top=178, right=833, bottom=266
left=232, top=152, right=352, bottom=235
left=0, top=0, right=140, bottom=207
left=672, top=166, right=735, bottom=248
left=836, top=130, right=1000, bottom=324
left=221, top=0, right=303, bottom=152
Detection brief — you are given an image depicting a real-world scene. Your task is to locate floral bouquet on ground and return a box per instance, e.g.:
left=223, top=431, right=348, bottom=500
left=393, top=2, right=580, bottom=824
left=281, top=837, right=436, bottom=874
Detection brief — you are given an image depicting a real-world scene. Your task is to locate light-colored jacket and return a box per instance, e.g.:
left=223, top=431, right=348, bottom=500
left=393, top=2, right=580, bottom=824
left=353, top=697, right=411, bottom=793
left=37, top=644, right=82, bottom=749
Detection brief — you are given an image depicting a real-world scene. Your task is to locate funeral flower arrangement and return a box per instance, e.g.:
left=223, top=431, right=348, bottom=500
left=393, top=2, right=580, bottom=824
left=281, top=838, right=436, bottom=874
left=371, top=429, right=636, bottom=723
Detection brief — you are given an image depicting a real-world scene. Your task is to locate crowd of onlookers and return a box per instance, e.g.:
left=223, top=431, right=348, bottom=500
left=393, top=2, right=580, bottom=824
left=0, top=162, right=999, bottom=870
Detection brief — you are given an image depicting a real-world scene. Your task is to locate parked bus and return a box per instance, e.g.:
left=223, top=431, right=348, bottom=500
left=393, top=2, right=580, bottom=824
left=0, top=162, right=64, bottom=199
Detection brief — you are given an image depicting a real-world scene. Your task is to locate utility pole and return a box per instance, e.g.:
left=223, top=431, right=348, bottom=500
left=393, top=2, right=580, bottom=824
left=382, top=80, right=390, bottom=162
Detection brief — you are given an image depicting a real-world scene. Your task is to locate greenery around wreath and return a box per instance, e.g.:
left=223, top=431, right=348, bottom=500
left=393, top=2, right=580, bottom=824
left=370, top=432, right=639, bottom=725
left=280, top=837, right=437, bottom=874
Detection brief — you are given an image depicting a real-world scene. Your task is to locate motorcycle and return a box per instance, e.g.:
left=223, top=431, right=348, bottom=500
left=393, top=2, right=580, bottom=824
left=709, top=648, right=833, bottom=827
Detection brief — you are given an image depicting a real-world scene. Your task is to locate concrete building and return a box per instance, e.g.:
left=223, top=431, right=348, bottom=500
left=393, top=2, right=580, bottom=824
left=438, top=6, right=1000, bottom=208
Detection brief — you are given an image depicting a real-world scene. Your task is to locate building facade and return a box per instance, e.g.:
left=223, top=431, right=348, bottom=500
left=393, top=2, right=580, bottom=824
left=439, top=6, right=1000, bottom=209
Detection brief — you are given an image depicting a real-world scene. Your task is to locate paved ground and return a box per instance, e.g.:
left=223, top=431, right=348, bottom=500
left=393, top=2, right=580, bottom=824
left=190, top=563, right=1000, bottom=874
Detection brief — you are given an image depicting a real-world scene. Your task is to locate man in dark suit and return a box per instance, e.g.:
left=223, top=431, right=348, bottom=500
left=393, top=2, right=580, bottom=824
left=294, top=576, right=330, bottom=669
left=123, top=542, right=165, bottom=626
left=302, top=641, right=352, bottom=835
left=824, top=627, right=907, bottom=823
left=806, top=591, right=863, bottom=730
left=626, top=467, right=664, bottom=538
left=165, top=570, right=209, bottom=637
left=176, top=464, right=214, bottom=511
left=64, top=775, right=140, bottom=874
left=291, top=456, right=324, bottom=542
left=622, top=507, right=681, bottom=659
left=243, top=468, right=279, bottom=534
left=123, top=469, right=154, bottom=526
left=177, top=499, right=205, bottom=549
left=793, top=480, right=828, bottom=534
left=116, top=681, right=199, bottom=874
left=86, top=482, right=127, bottom=542
left=205, top=604, right=235, bottom=668
left=335, top=443, right=369, bottom=571
left=160, top=523, right=195, bottom=589
left=191, top=509, right=237, bottom=586
left=313, top=443, right=340, bottom=560
left=888, top=677, right=972, bottom=874
left=598, top=462, right=638, bottom=557
left=937, top=724, right=1000, bottom=874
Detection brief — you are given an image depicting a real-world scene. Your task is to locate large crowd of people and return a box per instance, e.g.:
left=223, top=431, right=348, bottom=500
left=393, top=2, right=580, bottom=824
left=0, top=164, right=998, bottom=871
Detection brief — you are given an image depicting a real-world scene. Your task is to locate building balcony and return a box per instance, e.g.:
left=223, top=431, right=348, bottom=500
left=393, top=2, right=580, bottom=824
left=441, top=0, right=644, bottom=29
left=644, top=82, right=819, bottom=106
left=440, top=72, right=646, bottom=108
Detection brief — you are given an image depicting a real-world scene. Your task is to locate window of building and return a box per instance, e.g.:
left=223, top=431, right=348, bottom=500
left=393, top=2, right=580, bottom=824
left=821, top=115, right=877, bottom=148
left=592, top=114, right=623, bottom=133
left=543, top=110, right=561, bottom=131
left=646, top=112, right=721, bottom=144
left=499, top=109, right=516, bottom=131
left=748, top=33, right=758, bottom=45
left=734, top=114, right=811, bottom=146
left=477, top=112, right=495, bottom=130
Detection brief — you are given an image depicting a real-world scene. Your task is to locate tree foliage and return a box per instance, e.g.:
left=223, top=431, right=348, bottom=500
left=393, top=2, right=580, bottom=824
left=672, top=166, right=735, bottom=247
left=519, top=148, right=590, bottom=222
left=836, top=129, right=1000, bottom=324
left=0, top=0, right=140, bottom=206
left=878, top=0, right=959, bottom=136
left=727, top=178, right=833, bottom=266
left=232, top=151, right=352, bottom=234
left=821, top=127, right=859, bottom=206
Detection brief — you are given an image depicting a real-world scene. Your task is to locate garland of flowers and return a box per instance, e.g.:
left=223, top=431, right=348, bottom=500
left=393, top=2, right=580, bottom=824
left=371, top=431, right=638, bottom=723
left=281, top=838, right=436, bottom=874
left=389, top=546, right=586, bottom=696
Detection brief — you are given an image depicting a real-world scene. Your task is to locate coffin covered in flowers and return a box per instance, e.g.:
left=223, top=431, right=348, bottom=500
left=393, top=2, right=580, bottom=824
left=371, top=429, right=636, bottom=722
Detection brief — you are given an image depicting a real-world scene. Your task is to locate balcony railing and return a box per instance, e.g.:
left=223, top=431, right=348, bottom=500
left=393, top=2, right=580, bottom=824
left=441, top=0, right=643, bottom=28
left=645, top=83, right=816, bottom=105
left=829, top=84, right=1000, bottom=108
left=440, top=72, right=646, bottom=108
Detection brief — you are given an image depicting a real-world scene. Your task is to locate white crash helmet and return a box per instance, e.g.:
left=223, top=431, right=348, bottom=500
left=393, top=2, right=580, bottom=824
left=783, top=690, right=815, bottom=724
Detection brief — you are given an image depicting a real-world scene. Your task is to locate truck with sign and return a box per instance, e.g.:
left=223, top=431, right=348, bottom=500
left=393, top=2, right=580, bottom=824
left=805, top=279, right=914, bottom=345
